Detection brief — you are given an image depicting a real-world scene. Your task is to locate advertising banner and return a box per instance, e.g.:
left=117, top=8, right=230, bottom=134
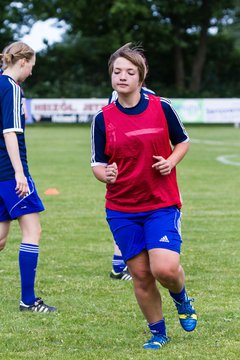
left=203, top=99, right=240, bottom=123
left=30, top=98, right=108, bottom=123
left=171, top=99, right=204, bottom=123
left=28, top=98, right=240, bottom=125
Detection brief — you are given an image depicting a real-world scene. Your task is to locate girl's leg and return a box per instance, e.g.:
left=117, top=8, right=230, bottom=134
left=110, top=242, right=132, bottom=280
left=18, top=212, right=42, bottom=245
left=149, top=248, right=185, bottom=293
left=127, top=250, right=170, bottom=349
left=127, top=250, right=163, bottom=324
left=149, top=248, right=197, bottom=332
left=113, top=242, right=122, bottom=256
left=0, top=221, right=11, bottom=251
left=18, top=213, right=41, bottom=305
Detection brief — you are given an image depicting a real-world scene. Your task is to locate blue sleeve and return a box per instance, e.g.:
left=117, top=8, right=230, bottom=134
left=91, top=111, right=109, bottom=165
left=161, top=98, right=189, bottom=145
left=141, top=87, right=156, bottom=95
left=1, top=82, right=23, bottom=134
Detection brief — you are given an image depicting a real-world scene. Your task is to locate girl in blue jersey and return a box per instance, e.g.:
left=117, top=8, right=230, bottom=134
left=0, top=42, right=56, bottom=312
left=91, top=43, right=197, bottom=350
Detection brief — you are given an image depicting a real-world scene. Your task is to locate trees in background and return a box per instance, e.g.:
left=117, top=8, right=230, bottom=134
left=1, top=0, right=239, bottom=98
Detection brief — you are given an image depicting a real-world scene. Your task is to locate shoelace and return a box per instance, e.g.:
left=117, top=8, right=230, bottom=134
left=32, top=299, right=51, bottom=312
left=184, top=297, right=195, bottom=312
left=149, top=335, right=169, bottom=345
left=33, top=298, right=44, bottom=306
left=176, top=297, right=195, bottom=314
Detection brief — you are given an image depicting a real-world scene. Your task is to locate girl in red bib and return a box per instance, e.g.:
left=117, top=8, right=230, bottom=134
left=91, top=43, right=197, bottom=350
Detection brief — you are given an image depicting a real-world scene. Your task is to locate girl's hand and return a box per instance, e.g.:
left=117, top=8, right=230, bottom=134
left=15, top=172, right=29, bottom=197
left=106, top=162, right=118, bottom=184
left=152, top=155, right=173, bottom=176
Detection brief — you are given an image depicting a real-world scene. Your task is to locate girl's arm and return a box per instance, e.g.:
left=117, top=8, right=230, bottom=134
left=4, top=132, right=29, bottom=197
left=92, top=162, right=118, bottom=184
left=152, top=141, right=190, bottom=176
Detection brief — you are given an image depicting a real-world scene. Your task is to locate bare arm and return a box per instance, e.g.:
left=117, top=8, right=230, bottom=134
left=4, top=132, right=29, bottom=197
left=152, top=142, right=190, bottom=176
left=92, top=162, right=118, bottom=184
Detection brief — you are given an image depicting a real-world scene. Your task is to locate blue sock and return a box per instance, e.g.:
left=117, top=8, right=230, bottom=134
left=169, top=286, right=186, bottom=303
left=148, top=319, right=166, bottom=336
left=19, top=243, right=39, bottom=305
left=112, top=255, right=125, bottom=273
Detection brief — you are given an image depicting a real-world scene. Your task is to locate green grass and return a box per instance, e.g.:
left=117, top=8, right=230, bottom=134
left=0, top=124, right=239, bottom=360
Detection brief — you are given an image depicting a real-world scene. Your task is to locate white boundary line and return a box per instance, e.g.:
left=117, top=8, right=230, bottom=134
left=191, top=139, right=240, bottom=166
left=216, top=155, right=240, bottom=166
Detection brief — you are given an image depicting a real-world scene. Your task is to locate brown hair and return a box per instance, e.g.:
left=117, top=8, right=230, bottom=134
left=0, top=41, right=35, bottom=70
left=108, top=43, right=147, bottom=84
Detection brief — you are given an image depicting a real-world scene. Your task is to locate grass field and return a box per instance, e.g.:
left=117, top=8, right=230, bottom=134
left=0, top=124, right=239, bottom=360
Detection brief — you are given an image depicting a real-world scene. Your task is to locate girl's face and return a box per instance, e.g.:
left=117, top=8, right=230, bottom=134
left=18, top=55, right=36, bottom=82
left=111, top=57, right=141, bottom=95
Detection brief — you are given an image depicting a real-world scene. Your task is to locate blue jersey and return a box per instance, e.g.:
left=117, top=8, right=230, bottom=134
left=0, top=75, right=29, bottom=181
left=91, top=92, right=189, bottom=166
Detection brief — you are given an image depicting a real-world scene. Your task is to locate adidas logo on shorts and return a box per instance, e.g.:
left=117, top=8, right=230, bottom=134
left=159, top=235, right=169, bottom=243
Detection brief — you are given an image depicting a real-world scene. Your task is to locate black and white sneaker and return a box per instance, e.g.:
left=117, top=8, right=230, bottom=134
left=110, top=266, right=132, bottom=281
left=19, top=297, right=57, bottom=313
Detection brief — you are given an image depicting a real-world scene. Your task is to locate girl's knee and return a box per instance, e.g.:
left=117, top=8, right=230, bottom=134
left=132, top=270, right=155, bottom=292
left=152, top=264, right=180, bottom=285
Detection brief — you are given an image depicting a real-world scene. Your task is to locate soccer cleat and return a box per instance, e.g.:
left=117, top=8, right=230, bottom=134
left=110, top=266, right=132, bottom=280
left=19, top=297, right=57, bottom=313
left=143, top=334, right=171, bottom=350
left=173, top=295, right=197, bottom=332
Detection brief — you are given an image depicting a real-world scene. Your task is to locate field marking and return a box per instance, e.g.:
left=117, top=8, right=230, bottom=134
left=191, top=139, right=240, bottom=166
left=191, top=139, right=240, bottom=147
left=216, top=154, right=240, bottom=166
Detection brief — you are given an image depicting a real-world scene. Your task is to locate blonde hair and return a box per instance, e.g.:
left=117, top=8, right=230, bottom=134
left=0, top=41, right=35, bottom=70
left=108, top=43, right=148, bottom=84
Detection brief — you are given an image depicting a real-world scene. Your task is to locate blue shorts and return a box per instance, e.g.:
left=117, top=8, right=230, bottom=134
left=0, top=176, right=44, bottom=221
left=106, top=206, right=182, bottom=262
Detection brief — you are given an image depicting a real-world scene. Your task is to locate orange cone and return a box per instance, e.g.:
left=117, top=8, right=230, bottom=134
left=44, top=188, right=60, bottom=195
